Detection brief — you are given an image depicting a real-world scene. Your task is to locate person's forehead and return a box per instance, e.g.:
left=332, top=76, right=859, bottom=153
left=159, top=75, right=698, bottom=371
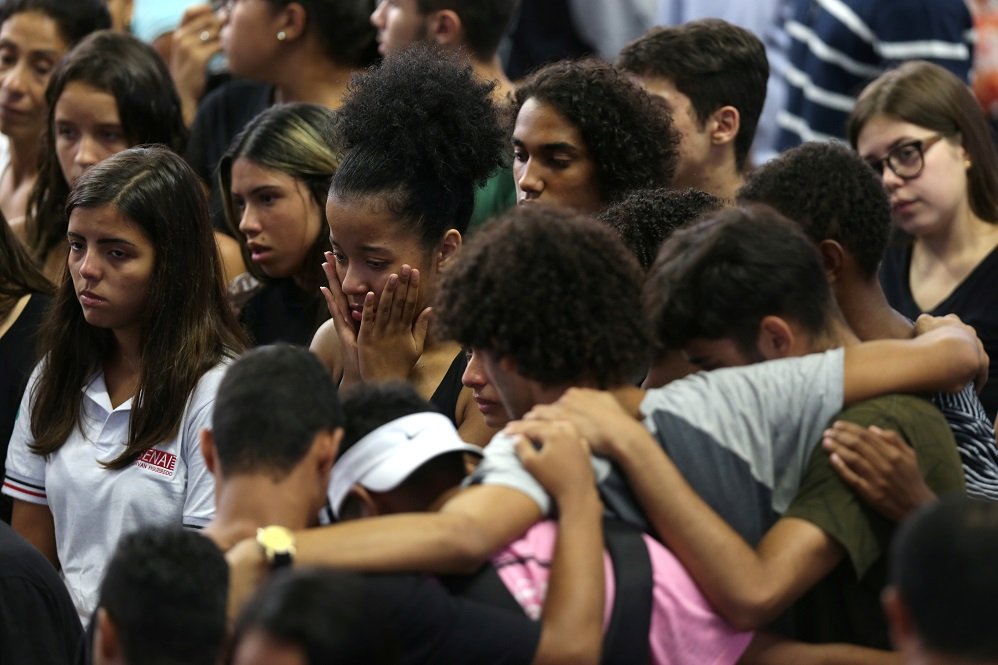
left=513, top=98, right=586, bottom=148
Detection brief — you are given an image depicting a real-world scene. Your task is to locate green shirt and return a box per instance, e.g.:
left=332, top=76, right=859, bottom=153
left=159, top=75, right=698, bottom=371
left=468, top=166, right=516, bottom=232
left=784, top=394, right=965, bottom=647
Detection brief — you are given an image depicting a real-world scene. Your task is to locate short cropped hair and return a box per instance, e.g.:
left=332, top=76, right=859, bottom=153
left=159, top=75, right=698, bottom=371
left=512, top=59, right=678, bottom=206
left=646, top=205, right=834, bottom=355
left=599, top=187, right=724, bottom=271
left=211, top=345, right=343, bottom=478
left=737, top=141, right=890, bottom=278
left=339, top=382, right=435, bottom=455
left=435, top=204, right=648, bottom=389
left=618, top=19, right=768, bottom=171
left=418, top=0, right=519, bottom=60
left=99, top=527, right=228, bottom=665
left=234, top=568, right=401, bottom=663
left=891, top=496, right=998, bottom=660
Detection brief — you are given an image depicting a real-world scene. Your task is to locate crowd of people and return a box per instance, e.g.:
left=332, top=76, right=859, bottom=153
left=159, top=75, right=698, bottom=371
left=1, top=0, right=997, bottom=664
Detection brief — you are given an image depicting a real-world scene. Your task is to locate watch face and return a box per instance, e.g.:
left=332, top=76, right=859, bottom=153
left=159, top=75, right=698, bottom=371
left=260, top=526, right=295, bottom=551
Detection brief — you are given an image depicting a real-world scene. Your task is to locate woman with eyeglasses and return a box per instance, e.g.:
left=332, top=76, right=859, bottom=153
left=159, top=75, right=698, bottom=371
left=848, top=60, right=998, bottom=419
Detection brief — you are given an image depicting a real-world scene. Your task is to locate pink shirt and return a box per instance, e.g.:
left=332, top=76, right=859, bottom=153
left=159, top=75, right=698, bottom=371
left=492, top=520, right=752, bottom=665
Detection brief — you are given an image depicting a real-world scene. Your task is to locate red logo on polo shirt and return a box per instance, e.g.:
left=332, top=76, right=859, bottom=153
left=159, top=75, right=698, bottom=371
left=135, top=449, right=177, bottom=477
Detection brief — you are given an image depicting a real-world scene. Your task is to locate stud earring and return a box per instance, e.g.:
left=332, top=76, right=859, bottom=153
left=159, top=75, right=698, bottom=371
left=277, top=30, right=287, bottom=41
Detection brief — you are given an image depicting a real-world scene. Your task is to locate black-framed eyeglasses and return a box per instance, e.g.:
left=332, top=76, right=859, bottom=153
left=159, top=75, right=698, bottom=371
left=865, top=134, right=945, bottom=180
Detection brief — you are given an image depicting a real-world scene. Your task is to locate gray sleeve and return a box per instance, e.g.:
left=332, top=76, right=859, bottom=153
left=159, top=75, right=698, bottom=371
left=465, top=434, right=552, bottom=515
left=641, top=348, right=845, bottom=515
left=465, top=433, right=614, bottom=518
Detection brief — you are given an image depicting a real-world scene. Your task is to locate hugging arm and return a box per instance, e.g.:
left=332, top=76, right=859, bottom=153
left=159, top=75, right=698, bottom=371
left=514, top=422, right=605, bottom=665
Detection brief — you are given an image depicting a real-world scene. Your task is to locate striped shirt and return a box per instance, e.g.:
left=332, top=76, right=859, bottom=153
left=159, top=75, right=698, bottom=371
left=776, top=0, right=973, bottom=149
left=932, top=384, right=998, bottom=500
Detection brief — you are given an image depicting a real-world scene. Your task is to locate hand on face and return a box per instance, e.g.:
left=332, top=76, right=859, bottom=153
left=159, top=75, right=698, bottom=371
left=321, top=255, right=432, bottom=385
left=355, top=263, right=432, bottom=382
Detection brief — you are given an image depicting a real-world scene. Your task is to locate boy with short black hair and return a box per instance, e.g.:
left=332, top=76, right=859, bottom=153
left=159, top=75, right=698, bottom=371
left=618, top=19, right=768, bottom=200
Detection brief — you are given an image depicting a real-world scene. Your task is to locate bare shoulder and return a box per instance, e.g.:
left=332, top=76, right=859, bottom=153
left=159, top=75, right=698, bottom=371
left=310, top=318, right=342, bottom=378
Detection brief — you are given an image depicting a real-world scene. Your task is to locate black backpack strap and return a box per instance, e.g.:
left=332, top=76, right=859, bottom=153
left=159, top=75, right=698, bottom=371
left=600, top=518, right=653, bottom=665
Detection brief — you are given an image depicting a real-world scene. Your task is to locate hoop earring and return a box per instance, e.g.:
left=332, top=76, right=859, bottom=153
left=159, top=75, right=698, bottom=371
left=277, top=30, right=287, bottom=41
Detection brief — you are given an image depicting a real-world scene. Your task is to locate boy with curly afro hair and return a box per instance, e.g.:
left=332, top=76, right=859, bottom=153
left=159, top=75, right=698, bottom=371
left=434, top=203, right=649, bottom=418
left=510, top=59, right=678, bottom=213
left=738, top=141, right=998, bottom=501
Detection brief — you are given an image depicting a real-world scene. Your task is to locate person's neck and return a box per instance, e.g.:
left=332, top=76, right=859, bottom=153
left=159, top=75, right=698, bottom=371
left=112, top=327, right=143, bottom=370
left=471, top=55, right=514, bottom=103
left=206, top=475, right=318, bottom=550
left=273, top=50, right=356, bottom=109
left=6, top=135, right=38, bottom=184
left=678, top=152, right=743, bottom=202
left=813, top=314, right=862, bottom=351
left=834, top=277, right=914, bottom=341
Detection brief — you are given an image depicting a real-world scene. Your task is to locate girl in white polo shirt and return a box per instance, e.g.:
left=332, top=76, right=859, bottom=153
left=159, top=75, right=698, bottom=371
left=3, top=146, right=247, bottom=621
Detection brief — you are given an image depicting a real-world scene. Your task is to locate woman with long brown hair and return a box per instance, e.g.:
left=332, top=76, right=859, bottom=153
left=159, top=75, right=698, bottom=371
left=3, top=146, right=246, bottom=622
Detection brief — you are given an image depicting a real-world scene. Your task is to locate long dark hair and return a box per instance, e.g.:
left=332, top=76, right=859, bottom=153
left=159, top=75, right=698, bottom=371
left=30, top=146, right=247, bottom=468
left=24, top=30, right=188, bottom=263
left=0, top=214, right=52, bottom=321
left=848, top=61, right=998, bottom=225
left=219, top=103, right=340, bottom=293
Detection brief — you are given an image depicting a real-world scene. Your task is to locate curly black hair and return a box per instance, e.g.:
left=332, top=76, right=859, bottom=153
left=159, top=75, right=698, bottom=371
left=512, top=59, right=679, bottom=206
left=434, top=204, right=648, bottom=389
left=599, top=187, right=724, bottom=271
left=737, top=141, right=890, bottom=278
left=331, top=43, right=506, bottom=244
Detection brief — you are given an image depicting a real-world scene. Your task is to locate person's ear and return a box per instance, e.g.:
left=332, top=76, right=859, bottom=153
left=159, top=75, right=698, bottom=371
left=882, top=586, right=917, bottom=652
left=312, top=428, right=342, bottom=479
left=436, top=229, right=462, bottom=271
left=426, top=9, right=462, bottom=48
left=817, top=239, right=845, bottom=285
left=339, top=486, right=381, bottom=520
left=756, top=316, right=796, bottom=360
left=708, top=105, right=740, bottom=147
left=276, top=1, right=308, bottom=43
left=200, top=429, right=218, bottom=478
left=95, top=608, right=119, bottom=665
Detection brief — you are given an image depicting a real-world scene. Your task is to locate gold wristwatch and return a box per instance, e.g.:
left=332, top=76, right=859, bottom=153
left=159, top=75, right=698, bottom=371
left=256, top=525, right=296, bottom=569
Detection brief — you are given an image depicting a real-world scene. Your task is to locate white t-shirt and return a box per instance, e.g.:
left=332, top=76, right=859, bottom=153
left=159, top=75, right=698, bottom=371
left=3, top=361, right=227, bottom=622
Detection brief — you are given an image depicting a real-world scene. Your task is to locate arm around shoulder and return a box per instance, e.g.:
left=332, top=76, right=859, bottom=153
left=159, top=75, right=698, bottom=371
left=843, top=323, right=982, bottom=404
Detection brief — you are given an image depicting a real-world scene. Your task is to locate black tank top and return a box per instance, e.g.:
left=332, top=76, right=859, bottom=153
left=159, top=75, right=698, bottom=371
left=429, top=351, right=467, bottom=426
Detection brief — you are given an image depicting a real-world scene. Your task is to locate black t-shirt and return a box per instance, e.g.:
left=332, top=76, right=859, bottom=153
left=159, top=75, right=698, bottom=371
left=0, top=293, right=50, bottom=523
left=185, top=80, right=273, bottom=231
left=880, top=241, right=998, bottom=418
left=240, top=279, right=327, bottom=347
left=369, top=573, right=540, bottom=664
left=0, top=522, right=82, bottom=664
